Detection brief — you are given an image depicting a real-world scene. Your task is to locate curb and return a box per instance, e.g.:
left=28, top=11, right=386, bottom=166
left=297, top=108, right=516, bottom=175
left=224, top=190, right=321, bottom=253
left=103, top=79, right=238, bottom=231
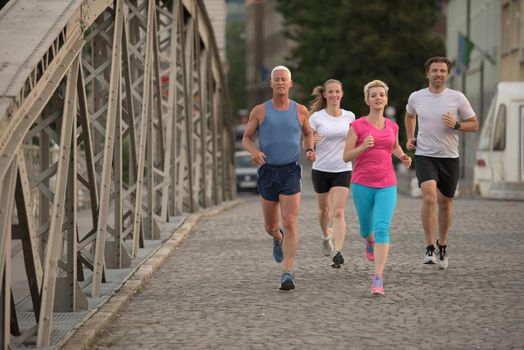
left=59, top=199, right=242, bottom=350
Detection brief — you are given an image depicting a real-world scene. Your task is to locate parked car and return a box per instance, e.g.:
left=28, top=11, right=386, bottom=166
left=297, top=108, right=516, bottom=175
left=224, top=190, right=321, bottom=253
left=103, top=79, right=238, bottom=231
left=234, top=124, right=245, bottom=150
left=234, top=124, right=258, bottom=150
left=235, top=150, right=258, bottom=193
left=474, top=81, right=524, bottom=199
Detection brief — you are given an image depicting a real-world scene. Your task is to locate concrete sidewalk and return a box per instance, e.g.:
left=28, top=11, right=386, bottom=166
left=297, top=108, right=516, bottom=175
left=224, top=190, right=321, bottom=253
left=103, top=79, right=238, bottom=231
left=63, top=177, right=524, bottom=349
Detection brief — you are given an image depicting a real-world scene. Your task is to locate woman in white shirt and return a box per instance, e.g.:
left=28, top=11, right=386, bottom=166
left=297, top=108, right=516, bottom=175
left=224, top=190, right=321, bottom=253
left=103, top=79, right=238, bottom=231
left=309, top=79, right=355, bottom=268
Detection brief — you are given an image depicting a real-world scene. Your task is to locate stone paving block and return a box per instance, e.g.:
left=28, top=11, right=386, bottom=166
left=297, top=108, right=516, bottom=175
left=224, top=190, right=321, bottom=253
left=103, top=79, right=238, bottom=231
left=68, top=175, right=524, bottom=350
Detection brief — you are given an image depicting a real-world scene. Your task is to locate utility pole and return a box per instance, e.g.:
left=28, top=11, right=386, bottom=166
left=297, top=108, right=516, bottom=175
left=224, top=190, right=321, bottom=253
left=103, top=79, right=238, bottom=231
left=460, top=0, right=471, bottom=179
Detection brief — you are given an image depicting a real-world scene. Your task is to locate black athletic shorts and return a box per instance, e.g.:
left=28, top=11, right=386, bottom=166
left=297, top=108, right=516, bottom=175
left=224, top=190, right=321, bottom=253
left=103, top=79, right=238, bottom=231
left=415, top=155, right=460, bottom=198
left=311, top=169, right=352, bottom=194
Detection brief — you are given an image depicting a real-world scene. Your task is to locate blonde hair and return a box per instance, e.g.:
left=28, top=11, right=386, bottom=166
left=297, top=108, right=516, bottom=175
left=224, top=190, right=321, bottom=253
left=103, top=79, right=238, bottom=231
left=363, top=80, right=389, bottom=102
left=309, top=79, right=343, bottom=113
left=271, top=65, right=292, bottom=80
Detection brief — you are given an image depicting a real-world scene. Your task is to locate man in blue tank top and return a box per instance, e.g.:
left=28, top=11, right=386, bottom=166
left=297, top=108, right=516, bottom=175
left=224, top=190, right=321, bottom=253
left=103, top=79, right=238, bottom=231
left=243, top=65, right=315, bottom=291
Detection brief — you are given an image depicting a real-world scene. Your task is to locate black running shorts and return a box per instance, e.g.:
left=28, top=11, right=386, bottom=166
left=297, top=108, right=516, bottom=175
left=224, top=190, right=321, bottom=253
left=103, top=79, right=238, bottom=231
left=415, top=155, right=460, bottom=198
left=311, top=169, right=352, bottom=194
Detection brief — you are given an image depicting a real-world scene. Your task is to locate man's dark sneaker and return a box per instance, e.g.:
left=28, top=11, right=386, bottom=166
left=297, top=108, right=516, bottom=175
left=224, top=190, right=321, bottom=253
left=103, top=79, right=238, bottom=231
left=424, top=244, right=436, bottom=264
left=272, top=228, right=284, bottom=263
left=436, top=239, right=448, bottom=269
left=331, top=251, right=344, bottom=268
left=279, top=272, right=295, bottom=291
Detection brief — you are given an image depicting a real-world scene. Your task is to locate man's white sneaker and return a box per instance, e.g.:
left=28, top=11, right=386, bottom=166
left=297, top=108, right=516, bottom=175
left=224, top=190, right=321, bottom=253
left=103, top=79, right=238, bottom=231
left=437, top=241, right=448, bottom=269
left=322, top=236, right=334, bottom=257
left=424, top=245, right=436, bottom=264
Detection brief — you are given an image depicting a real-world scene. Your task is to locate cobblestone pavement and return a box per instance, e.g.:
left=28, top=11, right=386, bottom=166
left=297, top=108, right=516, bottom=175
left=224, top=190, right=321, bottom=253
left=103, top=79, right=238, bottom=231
left=90, top=170, right=524, bottom=350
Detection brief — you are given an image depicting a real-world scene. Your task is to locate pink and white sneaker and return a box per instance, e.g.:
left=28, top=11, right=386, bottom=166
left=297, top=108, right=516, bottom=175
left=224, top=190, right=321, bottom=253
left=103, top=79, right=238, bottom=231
left=371, top=274, right=384, bottom=295
left=364, top=237, right=375, bottom=262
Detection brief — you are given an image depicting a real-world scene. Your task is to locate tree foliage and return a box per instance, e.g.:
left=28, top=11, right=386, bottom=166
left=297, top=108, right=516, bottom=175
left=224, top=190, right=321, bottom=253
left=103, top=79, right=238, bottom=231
left=275, top=0, right=445, bottom=141
left=226, top=20, right=247, bottom=121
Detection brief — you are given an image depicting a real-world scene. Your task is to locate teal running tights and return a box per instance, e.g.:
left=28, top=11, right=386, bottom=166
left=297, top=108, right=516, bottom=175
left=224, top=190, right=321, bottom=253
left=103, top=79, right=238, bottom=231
left=351, top=183, right=397, bottom=244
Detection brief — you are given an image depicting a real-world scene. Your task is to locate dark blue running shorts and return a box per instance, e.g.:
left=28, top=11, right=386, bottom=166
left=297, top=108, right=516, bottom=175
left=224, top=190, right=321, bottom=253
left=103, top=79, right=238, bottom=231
left=257, top=162, right=302, bottom=202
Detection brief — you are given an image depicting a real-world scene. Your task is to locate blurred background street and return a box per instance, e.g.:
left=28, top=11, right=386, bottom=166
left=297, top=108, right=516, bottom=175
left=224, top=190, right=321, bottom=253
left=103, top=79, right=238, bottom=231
left=89, top=161, right=524, bottom=349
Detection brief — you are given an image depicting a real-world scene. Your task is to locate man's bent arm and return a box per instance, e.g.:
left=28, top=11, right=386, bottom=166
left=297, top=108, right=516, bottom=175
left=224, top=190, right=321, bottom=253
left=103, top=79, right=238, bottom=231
left=458, top=116, right=479, bottom=132
left=299, top=105, right=314, bottom=150
left=405, top=111, right=417, bottom=139
left=242, top=104, right=266, bottom=165
left=404, top=111, right=417, bottom=150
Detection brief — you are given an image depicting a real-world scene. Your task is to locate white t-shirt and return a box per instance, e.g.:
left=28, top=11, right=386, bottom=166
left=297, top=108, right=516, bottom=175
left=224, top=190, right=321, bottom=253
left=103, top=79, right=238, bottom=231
left=309, top=108, right=355, bottom=172
left=406, top=88, right=475, bottom=158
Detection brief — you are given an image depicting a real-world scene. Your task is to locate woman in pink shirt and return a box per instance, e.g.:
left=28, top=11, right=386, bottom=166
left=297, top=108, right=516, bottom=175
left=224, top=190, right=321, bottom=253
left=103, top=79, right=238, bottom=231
left=343, top=80, right=411, bottom=295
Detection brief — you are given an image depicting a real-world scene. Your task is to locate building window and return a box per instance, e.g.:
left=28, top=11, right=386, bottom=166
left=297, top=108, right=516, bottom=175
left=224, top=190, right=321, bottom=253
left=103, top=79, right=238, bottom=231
left=493, top=104, right=507, bottom=151
left=515, top=0, right=521, bottom=49
left=502, top=3, right=511, bottom=53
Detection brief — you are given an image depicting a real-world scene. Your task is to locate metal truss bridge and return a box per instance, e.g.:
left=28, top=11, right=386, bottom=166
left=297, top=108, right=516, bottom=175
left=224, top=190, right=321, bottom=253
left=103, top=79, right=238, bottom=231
left=0, top=0, right=234, bottom=347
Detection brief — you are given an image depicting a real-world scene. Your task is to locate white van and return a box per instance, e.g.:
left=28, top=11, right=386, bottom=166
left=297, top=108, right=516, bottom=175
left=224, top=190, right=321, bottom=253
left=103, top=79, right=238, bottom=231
left=474, top=82, right=524, bottom=199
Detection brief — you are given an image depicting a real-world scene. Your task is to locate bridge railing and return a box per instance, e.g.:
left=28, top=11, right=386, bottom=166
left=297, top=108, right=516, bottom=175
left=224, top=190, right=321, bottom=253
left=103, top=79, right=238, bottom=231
left=0, top=0, right=235, bottom=347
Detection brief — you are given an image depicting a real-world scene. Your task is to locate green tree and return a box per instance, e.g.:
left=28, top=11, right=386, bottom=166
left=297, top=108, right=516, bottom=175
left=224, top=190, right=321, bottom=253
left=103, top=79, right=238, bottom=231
left=275, top=0, right=445, bottom=144
left=226, top=20, right=247, bottom=121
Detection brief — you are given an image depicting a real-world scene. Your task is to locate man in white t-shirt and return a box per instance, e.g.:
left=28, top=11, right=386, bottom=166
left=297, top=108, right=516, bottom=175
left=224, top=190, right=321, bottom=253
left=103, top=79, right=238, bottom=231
left=405, top=57, right=479, bottom=269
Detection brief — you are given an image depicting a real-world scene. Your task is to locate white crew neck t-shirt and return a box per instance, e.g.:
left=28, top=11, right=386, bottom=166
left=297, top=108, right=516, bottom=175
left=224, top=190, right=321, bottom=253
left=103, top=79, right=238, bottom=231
left=406, top=88, right=475, bottom=158
left=309, top=108, right=355, bottom=172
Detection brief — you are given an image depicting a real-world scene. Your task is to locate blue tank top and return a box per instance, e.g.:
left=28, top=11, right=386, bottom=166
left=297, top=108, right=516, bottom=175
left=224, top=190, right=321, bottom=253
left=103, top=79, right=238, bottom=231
left=259, top=100, right=301, bottom=165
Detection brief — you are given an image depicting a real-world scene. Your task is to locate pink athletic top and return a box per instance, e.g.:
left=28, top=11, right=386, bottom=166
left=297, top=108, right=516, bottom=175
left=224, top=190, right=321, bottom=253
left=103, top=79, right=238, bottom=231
left=350, top=117, right=398, bottom=188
